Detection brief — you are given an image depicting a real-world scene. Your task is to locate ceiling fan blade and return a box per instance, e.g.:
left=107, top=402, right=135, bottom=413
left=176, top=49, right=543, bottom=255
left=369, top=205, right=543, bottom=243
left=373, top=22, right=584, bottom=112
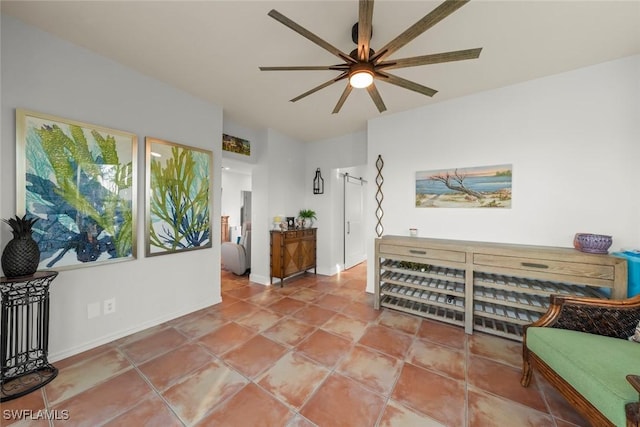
left=290, top=72, right=349, bottom=103
left=332, top=85, right=353, bottom=114
left=376, top=71, right=438, bottom=97
left=268, top=9, right=356, bottom=64
left=366, top=83, right=387, bottom=113
left=377, top=47, right=482, bottom=70
left=358, top=0, right=375, bottom=61
left=372, top=0, right=469, bottom=63
left=260, top=65, right=350, bottom=71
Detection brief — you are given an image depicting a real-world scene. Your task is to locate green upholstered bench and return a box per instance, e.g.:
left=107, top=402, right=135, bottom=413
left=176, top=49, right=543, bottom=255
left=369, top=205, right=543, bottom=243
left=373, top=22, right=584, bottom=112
left=521, top=294, right=640, bottom=427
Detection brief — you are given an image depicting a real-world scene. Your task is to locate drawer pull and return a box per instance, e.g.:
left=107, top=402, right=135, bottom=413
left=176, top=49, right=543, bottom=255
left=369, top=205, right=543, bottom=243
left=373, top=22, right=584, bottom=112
left=409, top=250, right=427, bottom=255
left=521, top=262, right=549, bottom=269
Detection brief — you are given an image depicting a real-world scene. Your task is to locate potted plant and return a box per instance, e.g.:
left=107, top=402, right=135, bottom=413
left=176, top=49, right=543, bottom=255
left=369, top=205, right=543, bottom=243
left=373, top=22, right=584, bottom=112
left=298, top=209, right=317, bottom=228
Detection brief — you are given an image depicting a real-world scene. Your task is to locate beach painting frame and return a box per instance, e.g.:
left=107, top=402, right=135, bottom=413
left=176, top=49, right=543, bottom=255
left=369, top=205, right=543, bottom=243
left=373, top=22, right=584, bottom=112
left=16, top=109, right=137, bottom=271
left=222, top=133, right=250, bottom=156
left=416, top=164, right=512, bottom=208
left=145, top=137, right=213, bottom=257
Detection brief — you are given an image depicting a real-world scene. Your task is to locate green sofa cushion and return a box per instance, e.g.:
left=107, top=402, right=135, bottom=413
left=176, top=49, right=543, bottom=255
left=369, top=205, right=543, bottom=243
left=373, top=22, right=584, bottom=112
left=527, top=327, right=640, bottom=427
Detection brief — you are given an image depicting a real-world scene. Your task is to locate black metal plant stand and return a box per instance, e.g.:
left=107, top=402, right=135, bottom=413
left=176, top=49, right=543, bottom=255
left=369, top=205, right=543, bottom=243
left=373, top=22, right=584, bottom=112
left=0, top=271, right=58, bottom=402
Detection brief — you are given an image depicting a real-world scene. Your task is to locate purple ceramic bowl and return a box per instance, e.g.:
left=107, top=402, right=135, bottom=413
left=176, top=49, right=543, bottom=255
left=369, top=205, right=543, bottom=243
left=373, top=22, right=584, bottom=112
left=573, top=233, right=612, bottom=254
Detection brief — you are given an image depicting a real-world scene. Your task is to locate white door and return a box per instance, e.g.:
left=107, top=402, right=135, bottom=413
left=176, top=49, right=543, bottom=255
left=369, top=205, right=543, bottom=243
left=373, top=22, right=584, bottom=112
left=344, top=174, right=366, bottom=269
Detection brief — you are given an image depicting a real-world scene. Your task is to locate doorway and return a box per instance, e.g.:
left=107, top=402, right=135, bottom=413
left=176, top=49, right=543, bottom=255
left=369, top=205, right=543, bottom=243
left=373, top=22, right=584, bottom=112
left=241, top=190, right=251, bottom=233
left=221, top=162, right=252, bottom=276
left=343, top=173, right=366, bottom=269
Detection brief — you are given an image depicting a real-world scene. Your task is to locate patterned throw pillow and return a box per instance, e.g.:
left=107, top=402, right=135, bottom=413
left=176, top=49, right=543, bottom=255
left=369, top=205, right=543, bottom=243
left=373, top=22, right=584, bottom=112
left=630, top=320, right=640, bottom=342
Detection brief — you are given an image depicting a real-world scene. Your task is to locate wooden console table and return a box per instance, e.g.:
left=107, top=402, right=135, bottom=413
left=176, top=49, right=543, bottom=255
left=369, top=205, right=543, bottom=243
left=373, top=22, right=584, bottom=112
left=270, top=228, right=317, bottom=286
left=1, top=271, right=58, bottom=402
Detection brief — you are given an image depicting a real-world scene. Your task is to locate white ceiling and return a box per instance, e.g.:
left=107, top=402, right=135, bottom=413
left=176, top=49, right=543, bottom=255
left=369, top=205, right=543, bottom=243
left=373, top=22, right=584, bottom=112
left=2, top=1, right=639, bottom=142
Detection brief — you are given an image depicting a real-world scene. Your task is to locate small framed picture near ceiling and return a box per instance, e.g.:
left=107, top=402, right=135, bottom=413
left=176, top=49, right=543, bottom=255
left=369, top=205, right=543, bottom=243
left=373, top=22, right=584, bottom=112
left=145, top=137, right=213, bottom=256
left=222, top=133, right=250, bottom=156
left=416, top=164, right=512, bottom=208
left=16, top=109, right=137, bottom=271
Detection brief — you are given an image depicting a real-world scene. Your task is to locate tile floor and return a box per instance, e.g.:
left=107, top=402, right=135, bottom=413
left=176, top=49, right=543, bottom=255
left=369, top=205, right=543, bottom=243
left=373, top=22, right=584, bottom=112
left=2, top=263, right=589, bottom=426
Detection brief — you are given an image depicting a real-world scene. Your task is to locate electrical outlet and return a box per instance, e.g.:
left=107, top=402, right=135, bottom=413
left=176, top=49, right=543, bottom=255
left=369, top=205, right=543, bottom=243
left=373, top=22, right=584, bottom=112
left=104, top=298, right=116, bottom=315
left=87, top=302, right=101, bottom=319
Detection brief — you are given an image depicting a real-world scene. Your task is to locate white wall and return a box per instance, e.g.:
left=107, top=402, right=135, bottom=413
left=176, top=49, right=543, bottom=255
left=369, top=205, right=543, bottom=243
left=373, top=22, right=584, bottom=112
left=1, top=16, right=223, bottom=360
left=304, top=131, right=368, bottom=274
left=249, top=128, right=307, bottom=285
left=220, top=127, right=368, bottom=281
left=250, top=142, right=270, bottom=283
left=219, top=117, right=311, bottom=286
left=219, top=123, right=368, bottom=281
left=366, top=55, right=640, bottom=292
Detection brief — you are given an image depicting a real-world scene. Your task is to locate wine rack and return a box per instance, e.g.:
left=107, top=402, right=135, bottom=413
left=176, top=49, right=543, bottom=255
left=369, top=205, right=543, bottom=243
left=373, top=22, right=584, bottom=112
left=378, top=260, right=466, bottom=327
left=375, top=236, right=627, bottom=341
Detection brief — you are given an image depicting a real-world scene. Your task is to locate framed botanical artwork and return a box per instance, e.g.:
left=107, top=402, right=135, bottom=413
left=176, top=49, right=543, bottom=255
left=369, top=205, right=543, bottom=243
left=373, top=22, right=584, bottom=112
left=145, top=137, right=213, bottom=257
left=222, top=133, right=250, bottom=156
left=416, top=164, right=512, bottom=208
left=16, top=109, right=137, bottom=270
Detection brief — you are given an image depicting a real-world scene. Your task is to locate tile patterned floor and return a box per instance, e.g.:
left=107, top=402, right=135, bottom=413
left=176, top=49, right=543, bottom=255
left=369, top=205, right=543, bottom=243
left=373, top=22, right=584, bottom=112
left=2, top=263, right=589, bottom=426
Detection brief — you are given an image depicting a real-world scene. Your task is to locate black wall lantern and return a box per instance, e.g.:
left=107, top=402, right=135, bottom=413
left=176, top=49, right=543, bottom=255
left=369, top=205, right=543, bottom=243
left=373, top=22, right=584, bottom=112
left=313, top=168, right=324, bottom=194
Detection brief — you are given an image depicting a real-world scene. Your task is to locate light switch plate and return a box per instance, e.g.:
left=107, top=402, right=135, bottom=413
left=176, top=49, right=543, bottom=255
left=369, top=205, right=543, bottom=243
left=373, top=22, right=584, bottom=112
left=87, top=302, right=101, bottom=319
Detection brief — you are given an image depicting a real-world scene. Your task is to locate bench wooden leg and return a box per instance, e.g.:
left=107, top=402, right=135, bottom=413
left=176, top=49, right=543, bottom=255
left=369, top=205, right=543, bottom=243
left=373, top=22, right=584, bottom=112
left=521, top=360, right=532, bottom=387
left=626, top=402, right=639, bottom=427
left=521, top=347, right=532, bottom=387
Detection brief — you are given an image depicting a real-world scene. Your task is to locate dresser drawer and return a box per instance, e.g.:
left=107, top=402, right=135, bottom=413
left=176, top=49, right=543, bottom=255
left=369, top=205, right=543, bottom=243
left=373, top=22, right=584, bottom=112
left=379, top=244, right=466, bottom=263
left=473, top=253, right=615, bottom=281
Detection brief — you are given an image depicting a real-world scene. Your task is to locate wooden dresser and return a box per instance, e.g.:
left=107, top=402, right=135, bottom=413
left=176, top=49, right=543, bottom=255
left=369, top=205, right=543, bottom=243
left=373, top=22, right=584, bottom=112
left=270, top=228, right=317, bottom=286
left=375, top=235, right=628, bottom=341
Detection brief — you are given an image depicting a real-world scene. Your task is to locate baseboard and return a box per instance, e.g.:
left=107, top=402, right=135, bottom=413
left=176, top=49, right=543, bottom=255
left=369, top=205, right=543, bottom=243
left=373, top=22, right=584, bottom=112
left=317, top=264, right=340, bottom=276
left=249, top=273, right=270, bottom=285
left=49, top=296, right=220, bottom=362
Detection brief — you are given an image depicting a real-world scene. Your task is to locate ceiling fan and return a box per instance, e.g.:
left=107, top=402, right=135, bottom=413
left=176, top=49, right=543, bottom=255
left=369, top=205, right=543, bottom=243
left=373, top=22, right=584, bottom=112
left=260, top=0, right=482, bottom=114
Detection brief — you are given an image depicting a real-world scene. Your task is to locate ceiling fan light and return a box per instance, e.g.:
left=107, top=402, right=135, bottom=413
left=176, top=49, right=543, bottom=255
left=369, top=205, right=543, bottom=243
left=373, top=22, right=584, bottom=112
left=349, top=70, right=373, bottom=88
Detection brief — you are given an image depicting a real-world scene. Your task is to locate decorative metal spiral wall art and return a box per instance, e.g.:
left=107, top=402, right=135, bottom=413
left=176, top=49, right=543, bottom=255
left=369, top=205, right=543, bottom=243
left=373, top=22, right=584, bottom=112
left=375, top=155, right=384, bottom=237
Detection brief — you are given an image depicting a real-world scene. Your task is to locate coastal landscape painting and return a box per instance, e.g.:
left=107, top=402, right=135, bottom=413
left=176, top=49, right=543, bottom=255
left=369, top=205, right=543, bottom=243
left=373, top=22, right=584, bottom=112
left=416, top=164, right=512, bottom=208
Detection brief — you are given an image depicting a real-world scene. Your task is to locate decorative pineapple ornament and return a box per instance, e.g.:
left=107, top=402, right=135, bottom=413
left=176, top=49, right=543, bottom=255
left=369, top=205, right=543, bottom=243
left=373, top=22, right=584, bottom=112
left=1, top=215, right=41, bottom=278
